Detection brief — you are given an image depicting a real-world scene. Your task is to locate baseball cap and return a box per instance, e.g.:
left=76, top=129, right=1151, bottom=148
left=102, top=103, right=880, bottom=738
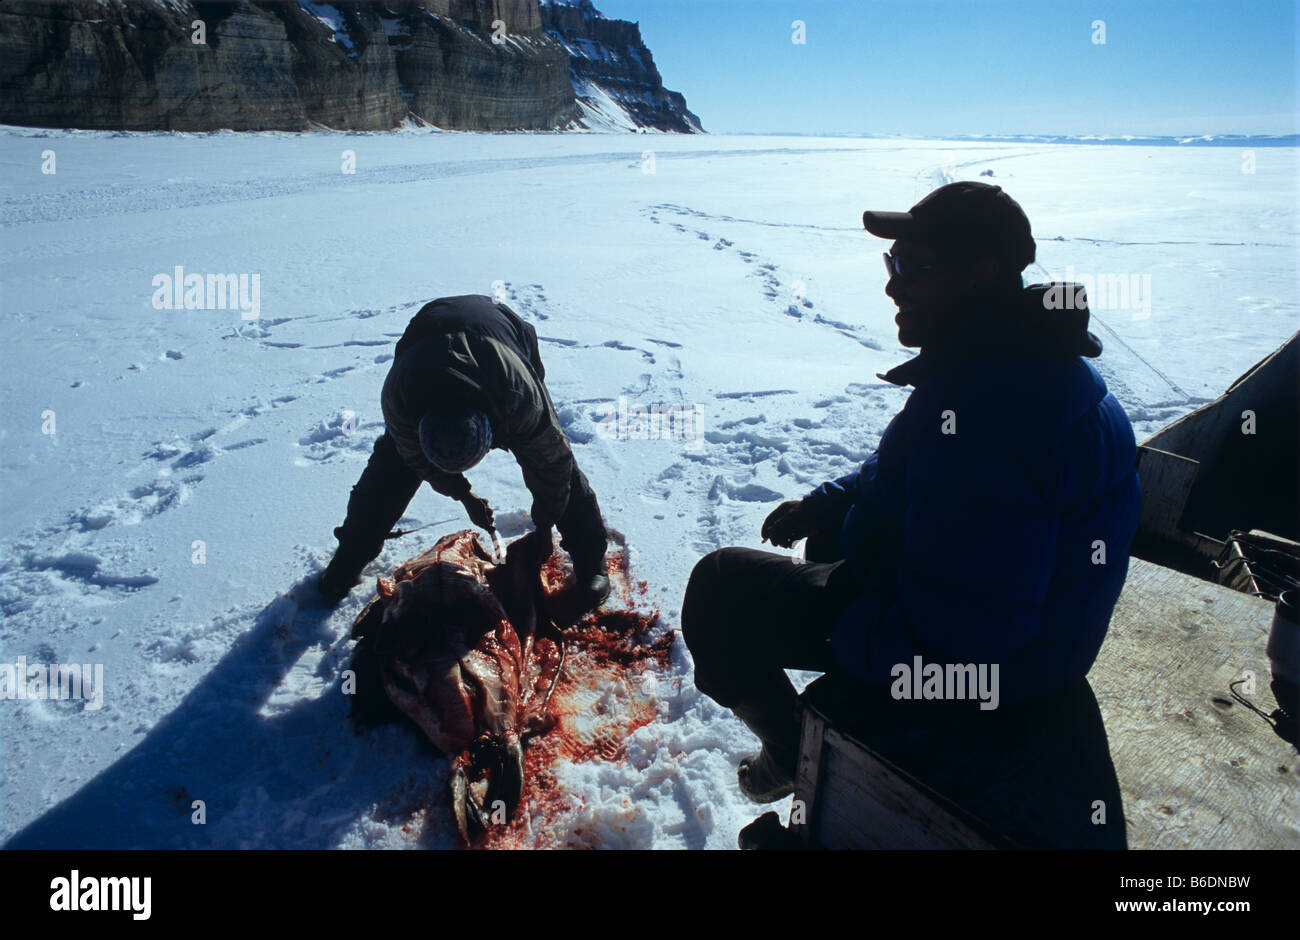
left=862, top=181, right=1036, bottom=273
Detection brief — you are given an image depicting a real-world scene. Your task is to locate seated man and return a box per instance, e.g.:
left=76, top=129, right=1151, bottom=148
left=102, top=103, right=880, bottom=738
left=318, top=294, right=610, bottom=607
left=681, top=182, right=1141, bottom=802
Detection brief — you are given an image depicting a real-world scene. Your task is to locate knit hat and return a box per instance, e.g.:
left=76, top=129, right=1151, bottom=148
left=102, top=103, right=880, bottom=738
left=418, top=406, right=492, bottom=473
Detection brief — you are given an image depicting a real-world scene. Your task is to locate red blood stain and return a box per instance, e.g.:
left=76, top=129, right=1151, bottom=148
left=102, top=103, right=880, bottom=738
left=478, top=543, right=674, bottom=850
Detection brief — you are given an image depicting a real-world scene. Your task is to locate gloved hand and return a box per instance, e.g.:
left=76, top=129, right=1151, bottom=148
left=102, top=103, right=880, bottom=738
left=503, top=526, right=554, bottom=572
left=760, top=499, right=817, bottom=548
left=460, top=491, right=495, bottom=531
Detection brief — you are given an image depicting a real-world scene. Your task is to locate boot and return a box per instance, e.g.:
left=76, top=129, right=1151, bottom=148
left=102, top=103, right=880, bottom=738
left=317, top=542, right=372, bottom=602
left=737, top=747, right=796, bottom=803
left=737, top=810, right=797, bottom=850
left=571, top=552, right=611, bottom=608
left=732, top=699, right=801, bottom=803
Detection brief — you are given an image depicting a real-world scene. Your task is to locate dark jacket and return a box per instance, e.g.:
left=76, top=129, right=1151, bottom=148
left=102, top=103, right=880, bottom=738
left=801, top=283, right=1141, bottom=704
left=381, top=295, right=578, bottom=527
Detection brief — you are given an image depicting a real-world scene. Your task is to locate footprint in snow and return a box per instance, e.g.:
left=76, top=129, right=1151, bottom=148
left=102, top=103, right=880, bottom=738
left=499, top=282, right=550, bottom=320
left=707, top=476, right=784, bottom=504
left=602, top=339, right=655, bottom=363
left=21, top=551, right=159, bottom=591
left=296, top=412, right=384, bottom=462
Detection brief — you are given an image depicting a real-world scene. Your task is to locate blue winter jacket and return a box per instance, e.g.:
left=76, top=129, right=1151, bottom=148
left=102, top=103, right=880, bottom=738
left=802, top=283, right=1141, bottom=704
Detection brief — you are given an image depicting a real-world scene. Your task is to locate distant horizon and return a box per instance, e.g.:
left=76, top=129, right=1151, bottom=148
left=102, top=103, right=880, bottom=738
left=719, top=131, right=1300, bottom=143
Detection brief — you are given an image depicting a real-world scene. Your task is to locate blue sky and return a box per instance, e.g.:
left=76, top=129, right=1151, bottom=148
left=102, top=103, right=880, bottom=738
left=591, top=0, right=1298, bottom=136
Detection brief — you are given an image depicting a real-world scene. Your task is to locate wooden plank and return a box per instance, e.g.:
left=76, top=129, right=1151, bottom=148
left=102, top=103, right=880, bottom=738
left=1142, top=329, right=1298, bottom=467
left=792, top=709, right=824, bottom=846
left=818, top=782, right=935, bottom=850
left=1090, top=556, right=1300, bottom=849
left=799, top=676, right=1121, bottom=848
left=813, top=733, right=998, bottom=849
left=1136, top=446, right=1199, bottom=539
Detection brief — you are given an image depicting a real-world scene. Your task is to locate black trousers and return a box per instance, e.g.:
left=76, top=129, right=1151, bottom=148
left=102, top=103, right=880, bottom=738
left=333, top=432, right=607, bottom=572
left=551, top=464, right=608, bottom=572
left=680, top=528, right=860, bottom=709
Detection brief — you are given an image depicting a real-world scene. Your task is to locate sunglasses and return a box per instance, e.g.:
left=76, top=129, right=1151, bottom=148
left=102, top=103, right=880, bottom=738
left=883, top=251, right=937, bottom=281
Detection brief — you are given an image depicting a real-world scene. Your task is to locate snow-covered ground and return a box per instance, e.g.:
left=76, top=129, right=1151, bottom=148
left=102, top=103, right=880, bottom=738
left=1, top=128, right=1295, bottom=848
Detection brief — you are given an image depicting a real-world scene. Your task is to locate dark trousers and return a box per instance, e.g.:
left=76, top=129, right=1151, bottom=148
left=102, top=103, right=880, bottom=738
left=680, top=528, right=859, bottom=710
left=552, top=466, right=608, bottom=572
left=333, top=433, right=423, bottom=567
left=333, top=432, right=607, bottom=572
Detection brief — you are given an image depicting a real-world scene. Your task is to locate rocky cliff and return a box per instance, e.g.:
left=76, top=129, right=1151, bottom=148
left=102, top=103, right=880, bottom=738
left=539, top=0, right=701, bottom=133
left=0, top=0, right=701, bottom=132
